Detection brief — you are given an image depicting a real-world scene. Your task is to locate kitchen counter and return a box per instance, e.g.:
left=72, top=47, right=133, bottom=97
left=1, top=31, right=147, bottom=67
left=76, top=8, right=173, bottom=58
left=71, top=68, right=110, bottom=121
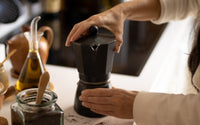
left=0, top=16, right=196, bottom=124
left=0, top=61, right=135, bottom=125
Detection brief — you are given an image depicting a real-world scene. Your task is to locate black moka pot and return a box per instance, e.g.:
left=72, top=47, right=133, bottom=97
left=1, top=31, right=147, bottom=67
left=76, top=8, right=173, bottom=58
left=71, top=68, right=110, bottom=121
left=72, top=26, right=116, bottom=117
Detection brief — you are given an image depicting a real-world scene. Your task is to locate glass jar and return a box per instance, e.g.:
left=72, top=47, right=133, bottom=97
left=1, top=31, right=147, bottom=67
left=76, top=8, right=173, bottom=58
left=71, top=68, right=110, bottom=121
left=0, top=64, right=9, bottom=95
left=11, top=88, right=64, bottom=125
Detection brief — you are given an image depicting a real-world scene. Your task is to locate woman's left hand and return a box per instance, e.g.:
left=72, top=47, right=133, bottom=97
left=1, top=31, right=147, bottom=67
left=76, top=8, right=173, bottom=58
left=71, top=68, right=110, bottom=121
left=79, top=88, right=138, bottom=119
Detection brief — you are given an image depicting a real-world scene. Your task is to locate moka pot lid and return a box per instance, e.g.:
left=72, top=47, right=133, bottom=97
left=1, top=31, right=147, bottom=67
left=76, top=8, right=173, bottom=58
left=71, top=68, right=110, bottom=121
left=72, top=26, right=116, bottom=82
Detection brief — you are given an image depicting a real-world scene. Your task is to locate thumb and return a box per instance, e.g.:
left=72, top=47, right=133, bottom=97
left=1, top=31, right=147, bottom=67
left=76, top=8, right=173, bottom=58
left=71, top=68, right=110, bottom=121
left=114, top=34, right=123, bottom=53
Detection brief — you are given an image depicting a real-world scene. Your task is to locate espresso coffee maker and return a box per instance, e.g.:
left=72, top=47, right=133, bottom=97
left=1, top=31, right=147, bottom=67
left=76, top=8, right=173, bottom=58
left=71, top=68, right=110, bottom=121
left=72, top=26, right=115, bottom=117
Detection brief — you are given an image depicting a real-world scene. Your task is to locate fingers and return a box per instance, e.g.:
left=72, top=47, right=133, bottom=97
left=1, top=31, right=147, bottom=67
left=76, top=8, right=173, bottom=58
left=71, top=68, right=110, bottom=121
left=115, top=42, right=122, bottom=53
left=79, top=96, right=115, bottom=105
left=65, top=15, right=124, bottom=53
left=79, top=88, right=121, bottom=105
left=65, top=21, right=91, bottom=46
left=80, top=88, right=137, bottom=119
left=90, top=109, right=113, bottom=116
left=65, top=23, right=79, bottom=46
left=70, top=23, right=90, bottom=42
left=82, top=102, right=114, bottom=112
left=83, top=102, right=115, bottom=116
left=114, top=32, right=123, bottom=53
left=81, top=88, right=113, bottom=97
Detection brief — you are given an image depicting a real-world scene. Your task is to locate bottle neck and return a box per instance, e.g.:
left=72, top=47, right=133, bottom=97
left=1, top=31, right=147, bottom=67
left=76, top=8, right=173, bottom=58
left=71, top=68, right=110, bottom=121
left=29, top=40, right=39, bottom=52
left=24, top=32, right=43, bottom=52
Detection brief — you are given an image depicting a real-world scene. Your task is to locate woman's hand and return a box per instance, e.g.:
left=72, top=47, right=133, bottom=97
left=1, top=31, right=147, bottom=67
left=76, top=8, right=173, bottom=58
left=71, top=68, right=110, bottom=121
left=65, top=4, right=126, bottom=53
left=65, top=0, right=161, bottom=53
left=79, top=88, right=138, bottom=119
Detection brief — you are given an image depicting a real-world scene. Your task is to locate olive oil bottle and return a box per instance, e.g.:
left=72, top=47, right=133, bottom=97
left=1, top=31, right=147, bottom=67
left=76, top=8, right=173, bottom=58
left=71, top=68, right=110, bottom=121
left=16, top=51, right=45, bottom=91
left=16, top=16, right=45, bottom=92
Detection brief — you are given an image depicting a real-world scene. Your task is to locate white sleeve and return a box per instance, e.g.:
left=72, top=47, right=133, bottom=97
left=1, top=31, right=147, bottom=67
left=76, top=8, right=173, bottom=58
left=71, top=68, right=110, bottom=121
left=133, top=92, right=200, bottom=125
left=152, top=0, right=200, bottom=24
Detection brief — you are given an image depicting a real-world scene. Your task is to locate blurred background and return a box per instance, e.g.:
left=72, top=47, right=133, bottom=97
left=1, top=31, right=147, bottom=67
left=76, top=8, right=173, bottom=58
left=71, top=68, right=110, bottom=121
left=0, top=0, right=166, bottom=76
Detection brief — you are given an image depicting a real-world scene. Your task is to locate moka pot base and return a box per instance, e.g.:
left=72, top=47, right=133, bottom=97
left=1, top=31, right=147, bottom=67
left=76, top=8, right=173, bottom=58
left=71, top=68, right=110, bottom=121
left=74, top=80, right=111, bottom=118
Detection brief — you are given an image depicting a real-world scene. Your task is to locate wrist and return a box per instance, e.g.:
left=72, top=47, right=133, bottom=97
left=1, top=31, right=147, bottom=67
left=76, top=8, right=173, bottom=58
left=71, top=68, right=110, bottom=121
left=110, top=3, right=126, bottom=22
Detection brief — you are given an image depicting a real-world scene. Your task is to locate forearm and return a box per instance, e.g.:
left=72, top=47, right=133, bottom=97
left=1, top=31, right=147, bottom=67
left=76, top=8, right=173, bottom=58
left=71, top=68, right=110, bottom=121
left=65, top=0, right=161, bottom=52
left=111, top=0, right=161, bottom=21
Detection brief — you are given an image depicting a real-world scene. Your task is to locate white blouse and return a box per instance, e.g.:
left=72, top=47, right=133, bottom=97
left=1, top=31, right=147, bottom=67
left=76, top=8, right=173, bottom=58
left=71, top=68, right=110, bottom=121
left=153, top=0, right=200, bottom=24
left=133, top=0, right=200, bottom=125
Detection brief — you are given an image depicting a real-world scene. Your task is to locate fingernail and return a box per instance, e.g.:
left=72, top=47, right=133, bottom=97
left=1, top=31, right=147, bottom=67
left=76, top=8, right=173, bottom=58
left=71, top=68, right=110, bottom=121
left=116, top=46, right=120, bottom=53
left=117, top=49, right=120, bottom=53
left=79, top=96, right=83, bottom=100
left=65, top=41, right=70, bottom=46
left=65, top=42, right=69, bottom=46
left=81, top=90, right=86, bottom=95
left=82, top=102, right=86, bottom=107
left=115, top=48, right=119, bottom=53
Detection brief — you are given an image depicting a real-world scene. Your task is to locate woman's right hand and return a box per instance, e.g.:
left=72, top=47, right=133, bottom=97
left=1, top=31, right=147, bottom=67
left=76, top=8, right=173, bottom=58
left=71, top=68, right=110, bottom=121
left=65, top=0, right=161, bottom=53
left=65, top=4, right=126, bottom=53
